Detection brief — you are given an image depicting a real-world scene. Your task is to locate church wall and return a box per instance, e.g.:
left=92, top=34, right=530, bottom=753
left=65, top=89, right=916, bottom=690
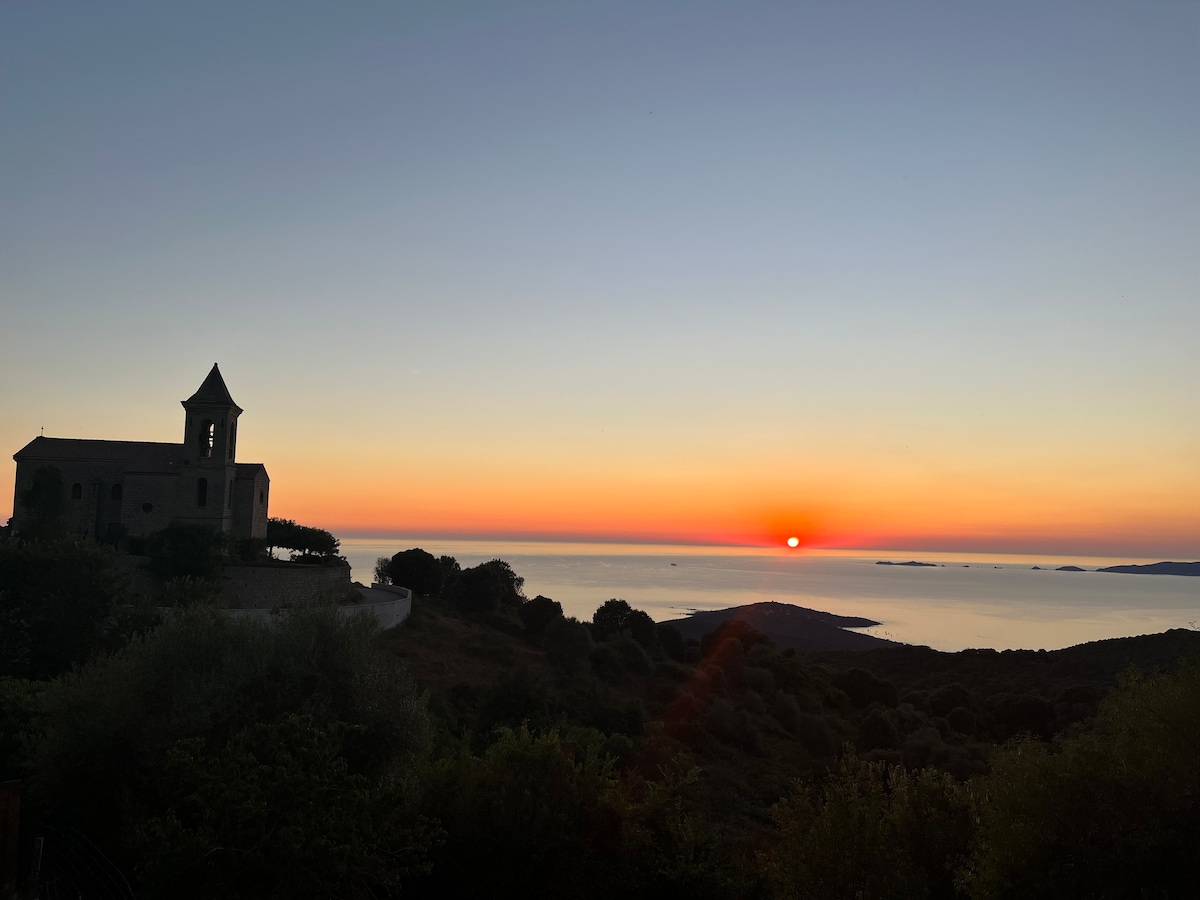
left=122, top=471, right=180, bottom=537
left=14, top=458, right=139, bottom=540
left=232, top=468, right=269, bottom=539
left=168, top=461, right=236, bottom=533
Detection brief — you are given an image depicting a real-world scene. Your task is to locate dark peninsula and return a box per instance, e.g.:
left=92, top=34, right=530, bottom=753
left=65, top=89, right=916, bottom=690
left=1097, top=561, right=1200, bottom=577
left=876, top=560, right=937, bottom=567
left=661, top=600, right=896, bottom=651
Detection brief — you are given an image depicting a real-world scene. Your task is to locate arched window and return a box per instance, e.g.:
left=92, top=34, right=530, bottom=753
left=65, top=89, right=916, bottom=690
left=259, top=490, right=264, bottom=505
left=197, top=419, right=214, bottom=458
left=111, top=483, right=123, bottom=501
left=70, top=482, right=83, bottom=500
left=228, top=420, right=237, bottom=459
left=197, top=477, right=208, bottom=507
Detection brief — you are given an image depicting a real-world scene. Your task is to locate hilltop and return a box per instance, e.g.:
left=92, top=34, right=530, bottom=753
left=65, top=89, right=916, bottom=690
left=660, top=600, right=896, bottom=651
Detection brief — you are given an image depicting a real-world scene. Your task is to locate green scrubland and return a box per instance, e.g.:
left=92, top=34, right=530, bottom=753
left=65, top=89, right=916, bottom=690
left=1, top=536, right=1197, bottom=898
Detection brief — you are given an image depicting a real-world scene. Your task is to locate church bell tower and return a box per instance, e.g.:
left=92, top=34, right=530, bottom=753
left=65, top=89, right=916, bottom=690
left=180, top=363, right=242, bottom=529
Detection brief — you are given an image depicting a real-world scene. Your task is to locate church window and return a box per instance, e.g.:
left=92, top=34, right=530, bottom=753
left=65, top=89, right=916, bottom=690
left=198, top=420, right=214, bottom=458
left=259, top=490, right=264, bottom=504
left=111, top=484, right=123, bottom=501
left=228, top=421, right=237, bottom=459
left=70, top=482, right=82, bottom=500
left=197, top=477, right=208, bottom=507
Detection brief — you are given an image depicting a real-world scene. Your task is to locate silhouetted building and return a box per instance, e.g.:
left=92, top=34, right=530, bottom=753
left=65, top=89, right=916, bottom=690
left=11, top=364, right=269, bottom=541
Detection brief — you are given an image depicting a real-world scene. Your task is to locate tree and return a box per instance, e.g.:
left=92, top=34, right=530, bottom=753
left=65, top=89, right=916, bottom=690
left=593, top=599, right=658, bottom=652
left=439, top=555, right=462, bottom=599
left=373, top=557, right=391, bottom=584
left=266, top=518, right=340, bottom=559
left=656, top=623, right=686, bottom=662
left=519, top=595, right=564, bottom=634
left=455, top=559, right=524, bottom=614
left=543, top=617, right=594, bottom=672
left=145, top=522, right=226, bottom=581
left=384, top=548, right=443, bottom=595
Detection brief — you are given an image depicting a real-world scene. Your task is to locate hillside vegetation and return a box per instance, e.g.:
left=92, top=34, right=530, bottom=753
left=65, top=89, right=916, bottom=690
left=1, top=538, right=1197, bottom=898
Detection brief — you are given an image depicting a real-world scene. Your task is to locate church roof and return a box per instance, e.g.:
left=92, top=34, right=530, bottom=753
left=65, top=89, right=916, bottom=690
left=14, top=437, right=184, bottom=471
left=184, top=363, right=242, bottom=413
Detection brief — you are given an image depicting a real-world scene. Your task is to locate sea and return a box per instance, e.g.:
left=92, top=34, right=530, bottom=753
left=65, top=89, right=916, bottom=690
left=339, top=538, right=1200, bottom=653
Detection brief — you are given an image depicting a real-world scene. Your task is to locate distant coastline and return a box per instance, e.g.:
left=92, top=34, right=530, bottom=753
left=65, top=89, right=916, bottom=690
left=1097, top=561, right=1200, bottom=577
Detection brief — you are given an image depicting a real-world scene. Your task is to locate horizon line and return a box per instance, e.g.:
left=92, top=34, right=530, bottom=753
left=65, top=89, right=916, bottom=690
left=329, top=530, right=1187, bottom=562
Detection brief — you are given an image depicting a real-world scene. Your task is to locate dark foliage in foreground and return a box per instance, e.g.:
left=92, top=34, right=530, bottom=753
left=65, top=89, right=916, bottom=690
left=3, top=545, right=1197, bottom=898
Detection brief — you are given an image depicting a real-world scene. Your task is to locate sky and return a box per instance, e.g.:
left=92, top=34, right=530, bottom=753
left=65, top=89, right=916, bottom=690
left=2, top=1, right=1197, bottom=557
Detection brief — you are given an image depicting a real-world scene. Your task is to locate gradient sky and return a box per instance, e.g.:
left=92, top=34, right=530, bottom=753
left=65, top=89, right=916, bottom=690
left=2, top=1, right=1197, bottom=556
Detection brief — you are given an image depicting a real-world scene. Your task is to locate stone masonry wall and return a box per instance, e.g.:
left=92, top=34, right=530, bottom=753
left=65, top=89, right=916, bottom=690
left=115, top=556, right=351, bottom=609
left=221, top=564, right=351, bottom=609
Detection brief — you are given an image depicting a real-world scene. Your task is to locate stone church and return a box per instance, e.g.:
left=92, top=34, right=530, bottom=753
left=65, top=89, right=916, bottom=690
left=11, top=364, right=269, bottom=542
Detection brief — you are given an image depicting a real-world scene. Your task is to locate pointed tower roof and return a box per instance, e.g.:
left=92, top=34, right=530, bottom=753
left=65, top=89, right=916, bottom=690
left=183, top=363, right=243, bottom=414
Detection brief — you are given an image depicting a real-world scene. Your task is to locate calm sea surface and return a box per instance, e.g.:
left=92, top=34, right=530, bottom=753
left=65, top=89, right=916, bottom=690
left=340, top=538, right=1200, bottom=652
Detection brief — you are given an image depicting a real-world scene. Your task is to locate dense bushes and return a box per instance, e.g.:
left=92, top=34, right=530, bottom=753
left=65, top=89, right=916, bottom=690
left=0, top=536, right=157, bottom=680
left=26, top=602, right=431, bottom=886
left=764, top=755, right=971, bottom=900
left=7, top=545, right=1198, bottom=898
left=962, top=659, right=1200, bottom=899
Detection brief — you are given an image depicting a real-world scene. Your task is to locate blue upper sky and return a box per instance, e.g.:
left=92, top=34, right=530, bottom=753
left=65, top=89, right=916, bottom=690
left=2, top=1, right=1197, bottom=553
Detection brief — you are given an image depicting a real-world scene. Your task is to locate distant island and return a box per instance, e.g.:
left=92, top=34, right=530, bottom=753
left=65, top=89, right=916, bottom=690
left=875, top=560, right=937, bottom=567
left=1056, top=565, right=1087, bottom=572
left=1097, top=561, right=1200, bottom=577
left=661, top=601, right=897, bottom=651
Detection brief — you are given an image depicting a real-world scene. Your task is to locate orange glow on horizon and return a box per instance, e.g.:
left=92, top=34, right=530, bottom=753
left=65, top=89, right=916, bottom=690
left=259, top=455, right=1200, bottom=558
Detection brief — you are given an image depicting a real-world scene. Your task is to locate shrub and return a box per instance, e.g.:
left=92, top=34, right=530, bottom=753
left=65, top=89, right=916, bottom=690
left=963, top=661, right=1200, bottom=899
left=656, top=623, right=686, bottom=661
left=145, top=522, right=226, bottom=581
left=135, top=714, right=435, bottom=900
left=929, top=682, right=971, bottom=718
left=0, top=536, right=148, bottom=679
left=857, top=709, right=900, bottom=752
left=832, top=668, right=898, bottom=709
left=590, top=643, right=623, bottom=683
left=29, top=603, right=430, bottom=845
left=762, top=754, right=971, bottom=900
left=543, top=617, right=594, bottom=671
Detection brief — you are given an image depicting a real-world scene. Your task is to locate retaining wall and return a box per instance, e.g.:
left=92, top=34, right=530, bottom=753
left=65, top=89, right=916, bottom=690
left=114, top=556, right=351, bottom=608
left=221, top=563, right=350, bottom=608
left=225, top=594, right=409, bottom=630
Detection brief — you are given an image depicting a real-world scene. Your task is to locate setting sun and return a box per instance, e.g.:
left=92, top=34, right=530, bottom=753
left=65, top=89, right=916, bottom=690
left=787, top=537, right=800, bottom=548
